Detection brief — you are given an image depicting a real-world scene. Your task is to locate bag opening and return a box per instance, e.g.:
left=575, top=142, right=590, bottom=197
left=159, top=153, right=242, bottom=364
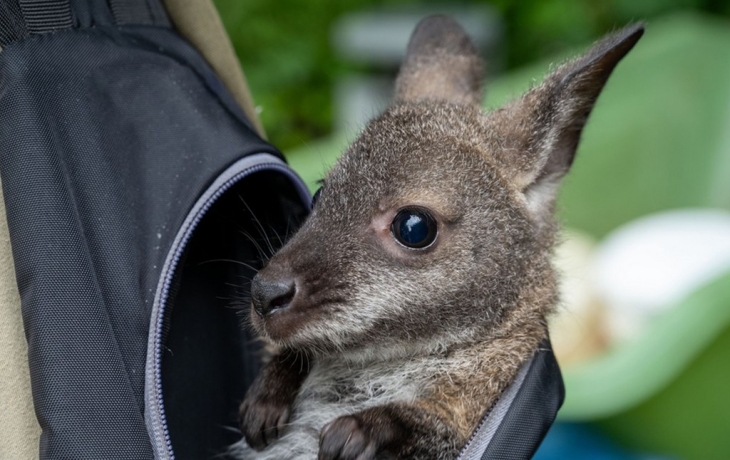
left=145, top=154, right=310, bottom=460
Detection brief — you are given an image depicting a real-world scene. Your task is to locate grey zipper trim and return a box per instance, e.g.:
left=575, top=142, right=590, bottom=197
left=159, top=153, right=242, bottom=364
left=454, top=354, right=533, bottom=460
left=143, top=153, right=310, bottom=460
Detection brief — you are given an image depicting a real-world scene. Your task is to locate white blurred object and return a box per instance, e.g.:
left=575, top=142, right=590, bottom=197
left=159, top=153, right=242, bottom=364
left=592, top=209, right=730, bottom=343
left=550, top=230, right=608, bottom=365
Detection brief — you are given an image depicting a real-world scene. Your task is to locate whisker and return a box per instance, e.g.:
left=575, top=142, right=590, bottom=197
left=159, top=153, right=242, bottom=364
left=270, top=223, right=284, bottom=247
left=197, top=258, right=260, bottom=271
left=238, top=196, right=277, bottom=256
left=239, top=229, right=269, bottom=262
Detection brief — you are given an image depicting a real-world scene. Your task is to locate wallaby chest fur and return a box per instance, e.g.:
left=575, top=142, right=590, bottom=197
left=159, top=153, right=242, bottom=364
left=232, top=334, right=541, bottom=460
left=234, top=15, right=643, bottom=460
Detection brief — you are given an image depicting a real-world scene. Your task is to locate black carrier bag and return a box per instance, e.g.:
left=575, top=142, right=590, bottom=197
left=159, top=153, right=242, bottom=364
left=0, top=0, right=309, bottom=458
left=0, top=0, right=563, bottom=459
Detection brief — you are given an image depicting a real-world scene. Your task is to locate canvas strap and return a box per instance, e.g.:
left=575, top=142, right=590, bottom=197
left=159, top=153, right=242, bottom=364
left=0, top=0, right=72, bottom=48
left=0, top=0, right=168, bottom=48
left=19, top=0, right=72, bottom=33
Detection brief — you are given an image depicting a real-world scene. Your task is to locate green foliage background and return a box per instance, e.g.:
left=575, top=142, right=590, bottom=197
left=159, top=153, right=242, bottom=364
left=213, top=0, right=730, bottom=151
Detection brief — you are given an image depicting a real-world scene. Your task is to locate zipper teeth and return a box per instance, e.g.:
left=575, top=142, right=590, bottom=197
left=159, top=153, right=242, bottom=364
left=454, top=353, right=535, bottom=460
left=152, top=162, right=294, bottom=459
left=455, top=398, right=499, bottom=460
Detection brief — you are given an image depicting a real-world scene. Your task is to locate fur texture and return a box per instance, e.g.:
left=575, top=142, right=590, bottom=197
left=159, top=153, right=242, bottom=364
left=233, top=16, right=644, bottom=460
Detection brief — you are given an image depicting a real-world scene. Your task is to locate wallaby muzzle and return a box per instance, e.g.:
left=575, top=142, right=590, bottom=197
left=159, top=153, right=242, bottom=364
left=251, top=274, right=297, bottom=317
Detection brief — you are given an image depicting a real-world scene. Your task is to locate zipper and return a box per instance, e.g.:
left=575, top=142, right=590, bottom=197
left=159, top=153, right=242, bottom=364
left=453, top=354, right=535, bottom=460
left=454, top=398, right=499, bottom=460
left=144, top=153, right=310, bottom=460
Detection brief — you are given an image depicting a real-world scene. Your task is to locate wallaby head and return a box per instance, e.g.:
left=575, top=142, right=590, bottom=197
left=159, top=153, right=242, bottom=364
left=250, top=16, right=643, bottom=356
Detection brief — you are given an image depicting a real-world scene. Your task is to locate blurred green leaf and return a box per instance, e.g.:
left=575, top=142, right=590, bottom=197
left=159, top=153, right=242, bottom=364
left=213, top=0, right=729, bottom=151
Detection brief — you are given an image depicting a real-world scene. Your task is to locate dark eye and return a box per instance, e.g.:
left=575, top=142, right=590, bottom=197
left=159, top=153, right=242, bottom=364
left=391, top=208, right=438, bottom=249
left=311, top=187, right=322, bottom=209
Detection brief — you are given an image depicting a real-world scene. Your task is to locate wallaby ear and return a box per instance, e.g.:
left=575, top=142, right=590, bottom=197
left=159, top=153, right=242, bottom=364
left=507, top=23, right=644, bottom=214
left=394, top=15, right=484, bottom=106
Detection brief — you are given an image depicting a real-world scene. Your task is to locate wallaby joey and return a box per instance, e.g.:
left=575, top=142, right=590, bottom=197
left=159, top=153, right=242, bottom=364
left=234, top=15, right=643, bottom=460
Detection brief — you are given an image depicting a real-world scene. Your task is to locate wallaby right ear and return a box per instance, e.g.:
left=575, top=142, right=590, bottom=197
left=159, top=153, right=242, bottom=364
left=501, top=23, right=644, bottom=217
left=394, top=15, right=484, bottom=107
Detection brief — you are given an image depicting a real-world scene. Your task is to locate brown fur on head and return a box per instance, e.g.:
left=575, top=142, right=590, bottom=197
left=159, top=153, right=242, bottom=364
left=250, top=16, right=644, bottom=357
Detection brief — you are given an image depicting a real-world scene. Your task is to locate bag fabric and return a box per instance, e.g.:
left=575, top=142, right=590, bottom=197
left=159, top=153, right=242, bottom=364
left=159, top=0, right=266, bottom=137
left=0, top=1, right=310, bottom=458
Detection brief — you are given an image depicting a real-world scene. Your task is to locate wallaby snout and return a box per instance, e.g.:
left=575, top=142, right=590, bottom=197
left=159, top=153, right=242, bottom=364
left=251, top=273, right=296, bottom=317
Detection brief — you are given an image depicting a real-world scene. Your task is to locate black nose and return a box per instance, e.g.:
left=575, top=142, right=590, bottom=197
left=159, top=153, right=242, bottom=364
left=251, top=275, right=296, bottom=317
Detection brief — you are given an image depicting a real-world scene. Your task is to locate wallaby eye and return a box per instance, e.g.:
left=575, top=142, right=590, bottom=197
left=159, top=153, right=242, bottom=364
left=391, top=208, right=438, bottom=249
left=311, top=187, right=322, bottom=208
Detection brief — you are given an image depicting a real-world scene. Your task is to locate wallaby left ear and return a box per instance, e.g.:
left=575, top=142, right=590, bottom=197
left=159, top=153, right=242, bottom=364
left=394, top=15, right=484, bottom=106
left=509, top=23, right=644, bottom=213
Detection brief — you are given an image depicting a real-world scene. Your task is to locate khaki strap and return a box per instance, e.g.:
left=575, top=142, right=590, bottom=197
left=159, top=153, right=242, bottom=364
left=0, top=184, right=41, bottom=460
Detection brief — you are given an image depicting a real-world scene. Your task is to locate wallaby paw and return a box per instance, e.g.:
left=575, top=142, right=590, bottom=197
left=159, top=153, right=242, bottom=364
left=318, top=415, right=381, bottom=460
left=239, top=394, right=291, bottom=451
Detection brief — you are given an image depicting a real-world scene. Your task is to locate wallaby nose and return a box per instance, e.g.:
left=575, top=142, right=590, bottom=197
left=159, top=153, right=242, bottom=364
left=251, top=275, right=296, bottom=317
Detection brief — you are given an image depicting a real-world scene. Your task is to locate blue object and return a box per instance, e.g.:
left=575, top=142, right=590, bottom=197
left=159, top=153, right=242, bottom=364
left=534, top=423, right=675, bottom=460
